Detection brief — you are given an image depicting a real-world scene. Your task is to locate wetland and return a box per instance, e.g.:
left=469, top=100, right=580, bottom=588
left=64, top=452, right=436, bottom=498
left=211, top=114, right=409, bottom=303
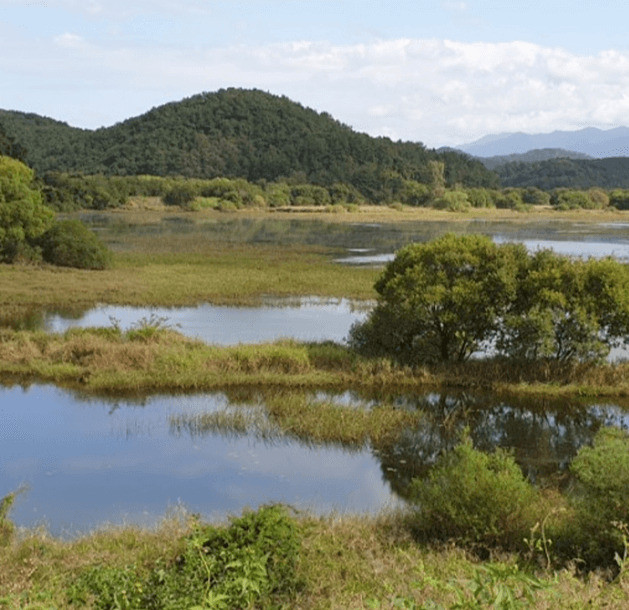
left=4, top=207, right=629, bottom=534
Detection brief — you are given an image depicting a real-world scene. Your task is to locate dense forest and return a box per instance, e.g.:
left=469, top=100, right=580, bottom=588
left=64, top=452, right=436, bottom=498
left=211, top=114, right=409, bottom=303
left=0, top=88, right=496, bottom=199
left=495, top=157, right=629, bottom=189
left=478, top=148, right=593, bottom=170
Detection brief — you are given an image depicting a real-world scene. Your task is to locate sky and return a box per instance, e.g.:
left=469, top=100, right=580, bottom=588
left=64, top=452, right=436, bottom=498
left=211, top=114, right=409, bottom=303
left=3, top=0, right=629, bottom=148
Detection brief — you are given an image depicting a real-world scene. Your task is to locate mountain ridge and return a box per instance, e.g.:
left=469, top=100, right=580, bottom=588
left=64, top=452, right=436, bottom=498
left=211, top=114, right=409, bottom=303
left=0, top=88, right=497, bottom=194
left=457, top=127, right=629, bottom=158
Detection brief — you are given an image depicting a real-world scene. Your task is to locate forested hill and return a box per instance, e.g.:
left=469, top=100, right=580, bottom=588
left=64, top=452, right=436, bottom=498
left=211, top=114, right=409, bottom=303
left=496, top=157, right=629, bottom=189
left=0, top=89, right=497, bottom=191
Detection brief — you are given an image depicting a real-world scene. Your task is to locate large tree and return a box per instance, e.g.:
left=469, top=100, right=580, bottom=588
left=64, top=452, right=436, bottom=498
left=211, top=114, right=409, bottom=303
left=349, top=234, right=526, bottom=364
left=498, top=250, right=629, bottom=362
left=0, top=156, right=54, bottom=262
left=350, top=234, right=629, bottom=365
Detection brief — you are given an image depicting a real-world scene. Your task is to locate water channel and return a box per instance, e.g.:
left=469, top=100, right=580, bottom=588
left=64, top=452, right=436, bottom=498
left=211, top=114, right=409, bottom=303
left=4, top=215, right=629, bottom=535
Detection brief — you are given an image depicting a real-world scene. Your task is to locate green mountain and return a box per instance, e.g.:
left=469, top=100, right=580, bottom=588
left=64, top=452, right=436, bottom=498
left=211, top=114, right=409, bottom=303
left=0, top=89, right=497, bottom=195
left=479, top=148, right=593, bottom=170
left=496, top=157, right=629, bottom=189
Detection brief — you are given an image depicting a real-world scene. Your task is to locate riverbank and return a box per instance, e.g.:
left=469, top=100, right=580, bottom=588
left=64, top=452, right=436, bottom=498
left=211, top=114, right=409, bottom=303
left=1, top=503, right=627, bottom=610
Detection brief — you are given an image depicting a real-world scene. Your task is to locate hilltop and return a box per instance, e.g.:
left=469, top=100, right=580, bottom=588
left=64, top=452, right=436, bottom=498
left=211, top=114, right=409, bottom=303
left=0, top=89, right=496, bottom=194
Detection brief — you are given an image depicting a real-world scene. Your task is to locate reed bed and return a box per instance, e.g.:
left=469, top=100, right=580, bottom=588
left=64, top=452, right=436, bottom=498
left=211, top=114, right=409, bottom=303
left=2, top=326, right=629, bottom=397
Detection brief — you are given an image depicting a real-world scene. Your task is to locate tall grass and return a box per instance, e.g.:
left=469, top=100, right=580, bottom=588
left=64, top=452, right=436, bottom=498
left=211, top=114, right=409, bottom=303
left=2, top=505, right=629, bottom=609
left=2, top=327, right=629, bottom=396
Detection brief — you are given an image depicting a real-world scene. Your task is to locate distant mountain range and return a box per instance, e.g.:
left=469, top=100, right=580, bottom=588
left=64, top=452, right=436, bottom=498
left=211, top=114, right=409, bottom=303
left=456, top=127, right=629, bottom=159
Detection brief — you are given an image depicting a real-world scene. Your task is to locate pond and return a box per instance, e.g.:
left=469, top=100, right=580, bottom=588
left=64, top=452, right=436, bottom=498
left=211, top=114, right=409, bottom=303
left=31, top=298, right=369, bottom=344
left=3, top=383, right=628, bottom=536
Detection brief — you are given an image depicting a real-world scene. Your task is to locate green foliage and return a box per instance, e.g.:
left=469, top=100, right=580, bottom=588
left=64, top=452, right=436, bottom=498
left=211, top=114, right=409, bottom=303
left=0, top=89, right=499, bottom=198
left=68, top=504, right=302, bottom=610
left=433, top=190, right=470, bottom=212
left=498, top=252, right=629, bottom=363
left=409, top=435, right=539, bottom=550
left=558, top=428, right=629, bottom=568
left=550, top=189, right=603, bottom=210
left=349, top=234, right=525, bottom=364
left=465, top=188, right=495, bottom=208
left=352, top=235, right=629, bottom=366
left=37, top=219, right=112, bottom=269
left=163, top=182, right=198, bottom=207
left=609, top=189, right=629, bottom=210
left=0, top=156, right=54, bottom=262
left=496, top=156, right=629, bottom=189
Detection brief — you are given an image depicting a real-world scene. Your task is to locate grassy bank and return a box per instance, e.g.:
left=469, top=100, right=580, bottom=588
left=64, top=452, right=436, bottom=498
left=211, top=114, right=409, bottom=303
left=1, top=504, right=628, bottom=610
left=0, top=241, right=378, bottom=324
left=2, top=326, right=629, bottom=398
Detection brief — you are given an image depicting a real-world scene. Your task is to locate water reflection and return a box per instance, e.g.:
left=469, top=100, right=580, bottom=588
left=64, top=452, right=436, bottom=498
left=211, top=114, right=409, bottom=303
left=7, top=298, right=368, bottom=345
left=4, top=382, right=629, bottom=535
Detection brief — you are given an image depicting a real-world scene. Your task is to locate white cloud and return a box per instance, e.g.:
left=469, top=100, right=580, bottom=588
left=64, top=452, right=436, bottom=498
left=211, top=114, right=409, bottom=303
left=4, top=34, right=629, bottom=146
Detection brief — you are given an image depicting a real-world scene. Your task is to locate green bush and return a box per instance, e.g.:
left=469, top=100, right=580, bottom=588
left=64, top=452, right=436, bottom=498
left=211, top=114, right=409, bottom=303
left=68, top=504, right=302, bottom=610
left=433, top=190, right=470, bottom=211
left=38, top=219, right=112, bottom=269
left=409, top=435, right=539, bottom=550
left=557, top=428, right=629, bottom=568
left=163, top=182, right=198, bottom=207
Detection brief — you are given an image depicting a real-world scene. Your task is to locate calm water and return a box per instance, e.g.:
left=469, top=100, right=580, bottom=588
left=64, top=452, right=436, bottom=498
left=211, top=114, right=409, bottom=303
left=37, top=298, right=368, bottom=344
left=3, top=383, right=629, bottom=536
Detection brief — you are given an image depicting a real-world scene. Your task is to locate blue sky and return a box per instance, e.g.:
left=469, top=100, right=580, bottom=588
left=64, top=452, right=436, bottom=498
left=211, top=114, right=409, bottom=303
left=2, top=0, right=629, bottom=147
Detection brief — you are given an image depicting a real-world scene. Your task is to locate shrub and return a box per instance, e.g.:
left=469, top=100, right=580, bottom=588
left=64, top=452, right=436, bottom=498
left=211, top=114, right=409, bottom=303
left=68, top=504, right=302, bottom=610
left=163, top=182, right=197, bottom=207
left=433, top=190, right=470, bottom=211
left=557, top=427, right=629, bottom=568
left=409, top=434, right=539, bottom=550
left=38, top=219, right=112, bottom=269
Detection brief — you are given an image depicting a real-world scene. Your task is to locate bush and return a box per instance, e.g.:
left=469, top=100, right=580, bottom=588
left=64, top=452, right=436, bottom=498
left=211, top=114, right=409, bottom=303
left=433, top=190, right=470, bottom=211
left=409, top=435, right=539, bottom=550
left=38, top=219, right=112, bottom=269
left=68, top=504, right=302, bottom=610
left=557, top=428, right=629, bottom=568
left=163, top=182, right=198, bottom=207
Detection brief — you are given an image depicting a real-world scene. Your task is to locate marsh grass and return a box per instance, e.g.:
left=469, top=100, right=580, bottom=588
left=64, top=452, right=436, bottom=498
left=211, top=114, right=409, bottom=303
left=0, top=240, right=379, bottom=324
left=3, top=507, right=629, bottom=610
left=2, top=327, right=629, bottom=396
left=169, top=394, right=425, bottom=448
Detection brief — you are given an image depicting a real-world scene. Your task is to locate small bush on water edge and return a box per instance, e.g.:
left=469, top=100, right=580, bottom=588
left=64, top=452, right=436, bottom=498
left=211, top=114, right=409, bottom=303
left=553, top=427, right=629, bottom=570
left=408, top=434, right=540, bottom=552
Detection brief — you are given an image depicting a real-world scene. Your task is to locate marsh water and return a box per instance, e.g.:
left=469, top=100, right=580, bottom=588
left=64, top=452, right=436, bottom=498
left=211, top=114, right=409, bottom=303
left=4, top=214, right=629, bottom=535
left=3, top=382, right=629, bottom=536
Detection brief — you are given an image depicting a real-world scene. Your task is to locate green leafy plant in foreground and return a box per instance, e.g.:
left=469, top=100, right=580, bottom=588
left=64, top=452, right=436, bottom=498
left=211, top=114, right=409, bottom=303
left=363, top=563, right=552, bottom=610
left=67, top=504, right=302, bottom=610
